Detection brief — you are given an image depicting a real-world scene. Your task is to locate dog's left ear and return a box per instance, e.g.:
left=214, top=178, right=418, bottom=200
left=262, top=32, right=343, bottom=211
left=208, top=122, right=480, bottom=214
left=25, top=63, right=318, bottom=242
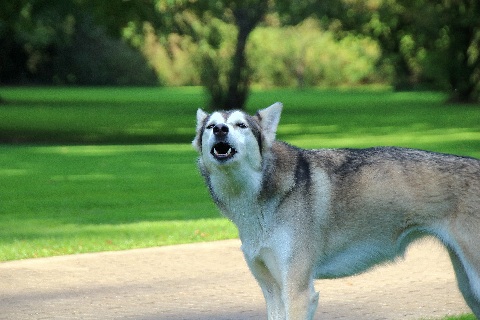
left=192, top=108, right=209, bottom=152
left=257, top=102, right=283, bottom=148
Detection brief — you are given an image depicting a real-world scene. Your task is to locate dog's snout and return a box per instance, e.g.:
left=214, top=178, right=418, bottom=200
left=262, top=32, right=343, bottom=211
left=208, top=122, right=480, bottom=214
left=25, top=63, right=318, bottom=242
left=213, top=124, right=229, bottom=137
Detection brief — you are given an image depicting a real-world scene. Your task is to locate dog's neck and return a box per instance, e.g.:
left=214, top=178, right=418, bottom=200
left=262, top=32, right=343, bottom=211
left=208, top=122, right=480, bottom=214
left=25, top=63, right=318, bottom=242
left=207, top=160, right=262, bottom=203
left=203, top=159, right=268, bottom=241
left=199, top=143, right=297, bottom=246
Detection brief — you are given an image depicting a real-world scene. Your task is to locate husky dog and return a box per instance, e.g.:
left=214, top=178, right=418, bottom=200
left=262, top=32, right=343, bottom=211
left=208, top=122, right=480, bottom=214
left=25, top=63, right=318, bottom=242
left=193, top=102, right=480, bottom=319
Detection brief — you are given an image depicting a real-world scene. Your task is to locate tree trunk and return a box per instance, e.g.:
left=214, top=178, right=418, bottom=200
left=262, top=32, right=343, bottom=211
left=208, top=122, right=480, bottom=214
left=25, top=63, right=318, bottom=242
left=223, top=19, right=251, bottom=110
left=219, top=2, right=268, bottom=110
left=446, top=7, right=479, bottom=103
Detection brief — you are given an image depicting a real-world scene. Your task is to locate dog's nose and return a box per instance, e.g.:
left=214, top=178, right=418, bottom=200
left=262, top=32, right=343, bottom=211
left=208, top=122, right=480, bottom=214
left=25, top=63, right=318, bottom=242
left=213, top=124, right=229, bottom=137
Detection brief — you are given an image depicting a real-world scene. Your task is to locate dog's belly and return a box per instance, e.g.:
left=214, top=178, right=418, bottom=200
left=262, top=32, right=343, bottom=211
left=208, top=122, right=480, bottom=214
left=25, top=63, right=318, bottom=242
left=313, top=225, right=432, bottom=279
left=313, top=239, right=400, bottom=279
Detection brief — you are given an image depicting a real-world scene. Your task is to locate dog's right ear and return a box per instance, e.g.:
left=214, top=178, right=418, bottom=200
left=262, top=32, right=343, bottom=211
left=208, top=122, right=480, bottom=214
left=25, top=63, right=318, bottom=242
left=256, top=102, right=283, bottom=149
left=192, top=108, right=209, bottom=152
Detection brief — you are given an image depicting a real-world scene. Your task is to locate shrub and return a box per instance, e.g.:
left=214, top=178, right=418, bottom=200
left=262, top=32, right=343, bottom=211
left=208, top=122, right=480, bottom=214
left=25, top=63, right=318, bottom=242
left=141, top=18, right=384, bottom=89
left=247, top=18, right=383, bottom=88
left=141, top=23, right=200, bottom=86
left=53, top=15, right=158, bottom=86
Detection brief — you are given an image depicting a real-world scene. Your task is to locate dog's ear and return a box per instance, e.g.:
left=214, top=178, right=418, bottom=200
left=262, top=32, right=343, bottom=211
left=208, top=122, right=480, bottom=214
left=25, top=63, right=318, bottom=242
left=257, top=102, right=283, bottom=148
left=192, top=108, right=209, bottom=152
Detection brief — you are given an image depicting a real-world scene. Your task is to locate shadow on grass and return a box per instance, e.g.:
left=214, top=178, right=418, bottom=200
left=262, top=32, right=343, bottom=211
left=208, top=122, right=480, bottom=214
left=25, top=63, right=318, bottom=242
left=0, top=128, right=193, bottom=144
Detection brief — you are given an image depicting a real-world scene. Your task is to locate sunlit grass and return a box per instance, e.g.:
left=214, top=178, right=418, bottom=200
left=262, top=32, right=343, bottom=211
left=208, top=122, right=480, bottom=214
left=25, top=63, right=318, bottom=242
left=0, top=144, right=239, bottom=261
left=427, top=314, right=476, bottom=320
left=289, top=129, right=480, bottom=159
left=1, top=218, right=236, bottom=260
left=0, top=87, right=478, bottom=262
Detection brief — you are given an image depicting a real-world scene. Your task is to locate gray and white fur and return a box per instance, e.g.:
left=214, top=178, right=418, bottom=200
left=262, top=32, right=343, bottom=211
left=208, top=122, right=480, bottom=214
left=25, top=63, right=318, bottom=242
left=193, top=102, right=480, bottom=319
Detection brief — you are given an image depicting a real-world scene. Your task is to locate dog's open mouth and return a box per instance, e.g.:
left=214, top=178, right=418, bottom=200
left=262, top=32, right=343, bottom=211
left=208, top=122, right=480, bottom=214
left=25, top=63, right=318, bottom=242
left=211, top=142, right=237, bottom=161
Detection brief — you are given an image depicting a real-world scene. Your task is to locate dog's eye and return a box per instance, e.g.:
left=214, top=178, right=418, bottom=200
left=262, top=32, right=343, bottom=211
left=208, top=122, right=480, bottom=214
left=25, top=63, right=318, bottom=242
left=206, top=124, right=215, bottom=129
left=236, top=123, right=248, bottom=129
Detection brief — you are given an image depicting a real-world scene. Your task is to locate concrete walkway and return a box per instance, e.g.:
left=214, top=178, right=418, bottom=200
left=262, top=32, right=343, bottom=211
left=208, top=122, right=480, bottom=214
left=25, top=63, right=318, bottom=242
left=0, top=238, right=471, bottom=320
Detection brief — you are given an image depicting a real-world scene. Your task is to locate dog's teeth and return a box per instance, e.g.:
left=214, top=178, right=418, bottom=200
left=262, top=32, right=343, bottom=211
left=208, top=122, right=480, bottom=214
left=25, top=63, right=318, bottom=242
left=227, top=148, right=232, bottom=155
left=214, top=148, right=219, bottom=156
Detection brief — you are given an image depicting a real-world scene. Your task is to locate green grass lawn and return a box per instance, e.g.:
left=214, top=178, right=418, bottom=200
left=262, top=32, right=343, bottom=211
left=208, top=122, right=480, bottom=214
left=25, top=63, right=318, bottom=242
left=0, top=87, right=478, bottom=319
left=0, top=87, right=206, bottom=144
left=0, top=87, right=479, bottom=262
left=446, top=316, right=476, bottom=320
left=418, top=315, right=477, bottom=320
left=2, top=87, right=480, bottom=152
left=0, top=144, right=236, bottom=260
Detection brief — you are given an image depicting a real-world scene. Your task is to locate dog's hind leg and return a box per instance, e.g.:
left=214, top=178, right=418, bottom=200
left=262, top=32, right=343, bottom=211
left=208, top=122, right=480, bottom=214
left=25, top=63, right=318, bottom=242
left=442, top=209, right=480, bottom=318
left=447, top=248, right=480, bottom=318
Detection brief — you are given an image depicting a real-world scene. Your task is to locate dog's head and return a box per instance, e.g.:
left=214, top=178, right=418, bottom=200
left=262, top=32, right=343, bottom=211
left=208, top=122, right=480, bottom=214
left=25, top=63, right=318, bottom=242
left=193, top=102, right=283, bottom=170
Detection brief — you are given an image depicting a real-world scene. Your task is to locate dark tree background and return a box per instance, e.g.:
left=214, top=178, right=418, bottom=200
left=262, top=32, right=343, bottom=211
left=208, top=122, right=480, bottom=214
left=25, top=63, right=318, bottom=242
left=155, top=0, right=480, bottom=107
left=1, top=0, right=479, bottom=107
left=0, top=0, right=158, bottom=86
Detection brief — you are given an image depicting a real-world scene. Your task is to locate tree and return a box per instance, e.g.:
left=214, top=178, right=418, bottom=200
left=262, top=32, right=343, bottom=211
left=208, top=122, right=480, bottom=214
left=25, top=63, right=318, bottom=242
left=156, top=0, right=269, bottom=110
left=198, top=0, right=480, bottom=105
left=355, top=0, right=480, bottom=103
left=300, top=0, right=480, bottom=103
left=0, top=0, right=159, bottom=86
left=153, top=0, right=385, bottom=109
left=431, top=0, right=480, bottom=103
left=225, top=2, right=269, bottom=109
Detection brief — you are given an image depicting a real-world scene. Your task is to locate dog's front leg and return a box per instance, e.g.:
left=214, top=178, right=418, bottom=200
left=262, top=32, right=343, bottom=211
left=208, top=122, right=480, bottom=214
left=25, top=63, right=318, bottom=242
left=249, top=250, right=319, bottom=320
left=248, top=258, right=285, bottom=319
left=271, top=249, right=319, bottom=320
left=281, top=274, right=319, bottom=320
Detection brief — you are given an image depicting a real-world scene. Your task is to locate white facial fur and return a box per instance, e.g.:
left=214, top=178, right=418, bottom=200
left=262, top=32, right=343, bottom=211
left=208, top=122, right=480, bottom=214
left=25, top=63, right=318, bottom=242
left=200, top=111, right=262, bottom=171
left=193, top=102, right=283, bottom=173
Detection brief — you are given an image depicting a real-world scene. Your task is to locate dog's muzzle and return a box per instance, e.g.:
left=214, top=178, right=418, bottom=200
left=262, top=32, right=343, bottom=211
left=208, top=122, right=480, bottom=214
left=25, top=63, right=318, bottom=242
left=210, top=123, right=237, bottom=161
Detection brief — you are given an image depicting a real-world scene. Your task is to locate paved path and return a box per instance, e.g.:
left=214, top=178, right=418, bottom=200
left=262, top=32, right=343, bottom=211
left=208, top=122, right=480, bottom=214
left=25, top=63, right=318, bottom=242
left=0, top=238, right=471, bottom=319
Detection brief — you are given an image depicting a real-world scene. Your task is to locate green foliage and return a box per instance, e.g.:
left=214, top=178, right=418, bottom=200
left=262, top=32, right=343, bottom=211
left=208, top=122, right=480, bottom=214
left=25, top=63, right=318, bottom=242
left=54, top=15, right=158, bottom=86
left=270, top=0, right=480, bottom=102
left=0, top=87, right=479, bottom=261
left=248, top=18, right=383, bottom=88
left=195, top=16, right=239, bottom=108
left=152, top=0, right=270, bottom=109
left=140, top=18, right=384, bottom=91
left=326, top=0, right=480, bottom=102
left=3, top=0, right=480, bottom=105
left=141, top=23, right=200, bottom=86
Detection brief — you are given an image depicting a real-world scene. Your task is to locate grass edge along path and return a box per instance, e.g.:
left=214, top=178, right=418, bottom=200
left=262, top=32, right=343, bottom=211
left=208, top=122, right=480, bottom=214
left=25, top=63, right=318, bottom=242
left=432, top=314, right=476, bottom=320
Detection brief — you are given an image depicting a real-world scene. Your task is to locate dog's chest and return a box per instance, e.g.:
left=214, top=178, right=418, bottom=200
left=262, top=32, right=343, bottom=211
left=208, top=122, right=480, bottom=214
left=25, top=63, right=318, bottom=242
left=208, top=167, right=280, bottom=240
left=208, top=164, right=262, bottom=209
